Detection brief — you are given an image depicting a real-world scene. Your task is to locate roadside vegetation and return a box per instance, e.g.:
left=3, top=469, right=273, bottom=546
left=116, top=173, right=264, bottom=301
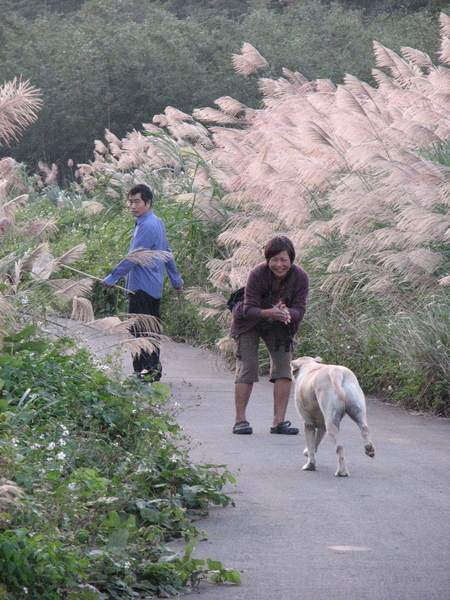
left=0, top=81, right=238, bottom=599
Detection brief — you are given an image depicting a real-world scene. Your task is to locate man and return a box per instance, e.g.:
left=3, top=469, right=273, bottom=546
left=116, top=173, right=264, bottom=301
left=102, top=183, right=183, bottom=381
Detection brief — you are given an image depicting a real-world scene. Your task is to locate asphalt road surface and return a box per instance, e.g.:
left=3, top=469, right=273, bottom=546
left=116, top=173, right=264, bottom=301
left=162, top=344, right=449, bottom=600
left=68, top=321, right=450, bottom=600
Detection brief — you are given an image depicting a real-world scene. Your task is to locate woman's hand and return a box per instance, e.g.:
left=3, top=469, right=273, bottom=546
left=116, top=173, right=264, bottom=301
left=262, top=302, right=291, bottom=324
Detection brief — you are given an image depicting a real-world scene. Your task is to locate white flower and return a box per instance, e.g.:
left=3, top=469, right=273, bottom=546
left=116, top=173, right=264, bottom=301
left=68, top=482, right=76, bottom=490
left=47, top=442, right=56, bottom=450
left=58, top=439, right=67, bottom=446
left=56, top=452, right=66, bottom=460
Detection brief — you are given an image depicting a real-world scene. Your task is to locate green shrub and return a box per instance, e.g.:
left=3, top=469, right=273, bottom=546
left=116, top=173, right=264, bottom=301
left=0, top=328, right=240, bottom=598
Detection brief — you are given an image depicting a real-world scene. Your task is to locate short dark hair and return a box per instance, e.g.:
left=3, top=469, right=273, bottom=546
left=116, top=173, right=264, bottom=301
left=264, top=236, right=296, bottom=263
left=128, top=183, right=153, bottom=204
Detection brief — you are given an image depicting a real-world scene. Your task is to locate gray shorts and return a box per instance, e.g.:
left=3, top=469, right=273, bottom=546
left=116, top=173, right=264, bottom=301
left=233, top=328, right=293, bottom=384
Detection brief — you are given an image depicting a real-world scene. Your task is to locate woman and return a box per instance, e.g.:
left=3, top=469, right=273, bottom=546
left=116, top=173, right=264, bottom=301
left=230, top=236, right=309, bottom=435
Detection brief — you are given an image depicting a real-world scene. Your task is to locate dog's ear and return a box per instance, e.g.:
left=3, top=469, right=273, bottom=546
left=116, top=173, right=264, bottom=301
left=314, top=356, right=323, bottom=363
left=290, top=358, right=301, bottom=375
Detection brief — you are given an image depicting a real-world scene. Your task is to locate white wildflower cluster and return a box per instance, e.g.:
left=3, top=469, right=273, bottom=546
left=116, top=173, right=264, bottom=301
left=44, top=428, right=70, bottom=466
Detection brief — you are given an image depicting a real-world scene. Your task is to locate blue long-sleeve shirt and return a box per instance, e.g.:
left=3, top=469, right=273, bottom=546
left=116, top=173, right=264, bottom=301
left=103, top=210, right=183, bottom=298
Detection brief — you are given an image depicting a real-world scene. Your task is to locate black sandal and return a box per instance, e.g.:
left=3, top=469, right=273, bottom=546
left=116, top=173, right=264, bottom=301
left=233, top=420, right=253, bottom=434
left=270, top=420, right=299, bottom=435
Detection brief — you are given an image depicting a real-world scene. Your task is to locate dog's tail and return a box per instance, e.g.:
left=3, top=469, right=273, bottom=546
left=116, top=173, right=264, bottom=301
left=329, top=367, right=346, bottom=405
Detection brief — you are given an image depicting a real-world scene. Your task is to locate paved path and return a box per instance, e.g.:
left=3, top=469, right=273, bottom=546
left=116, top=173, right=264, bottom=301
left=64, top=320, right=450, bottom=600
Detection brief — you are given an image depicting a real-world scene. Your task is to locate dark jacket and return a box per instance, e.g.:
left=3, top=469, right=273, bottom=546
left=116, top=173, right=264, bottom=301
left=230, top=262, right=309, bottom=338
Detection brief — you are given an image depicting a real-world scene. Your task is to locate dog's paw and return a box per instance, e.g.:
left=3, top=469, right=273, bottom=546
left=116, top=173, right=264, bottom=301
left=365, top=443, right=375, bottom=458
left=335, top=470, right=349, bottom=477
left=302, top=461, right=316, bottom=471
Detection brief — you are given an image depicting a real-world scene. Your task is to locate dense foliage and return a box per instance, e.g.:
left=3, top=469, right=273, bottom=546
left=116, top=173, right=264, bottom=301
left=0, top=329, right=239, bottom=598
left=0, top=0, right=444, bottom=170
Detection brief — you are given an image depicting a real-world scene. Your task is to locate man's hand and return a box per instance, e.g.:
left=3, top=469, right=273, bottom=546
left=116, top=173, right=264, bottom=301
left=101, top=281, right=115, bottom=288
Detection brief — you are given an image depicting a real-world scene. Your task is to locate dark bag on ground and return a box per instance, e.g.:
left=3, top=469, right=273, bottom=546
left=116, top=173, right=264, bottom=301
left=227, top=287, right=245, bottom=311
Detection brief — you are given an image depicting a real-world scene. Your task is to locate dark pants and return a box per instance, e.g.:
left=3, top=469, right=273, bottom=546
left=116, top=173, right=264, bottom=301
left=128, top=289, right=162, bottom=380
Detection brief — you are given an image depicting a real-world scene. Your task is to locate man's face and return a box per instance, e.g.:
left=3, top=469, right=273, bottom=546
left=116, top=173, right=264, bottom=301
left=127, top=193, right=151, bottom=218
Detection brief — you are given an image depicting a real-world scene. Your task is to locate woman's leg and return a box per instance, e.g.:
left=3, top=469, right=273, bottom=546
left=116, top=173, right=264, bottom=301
left=235, top=382, right=253, bottom=423
left=273, top=378, right=292, bottom=427
left=233, top=329, right=259, bottom=424
left=262, top=329, right=297, bottom=430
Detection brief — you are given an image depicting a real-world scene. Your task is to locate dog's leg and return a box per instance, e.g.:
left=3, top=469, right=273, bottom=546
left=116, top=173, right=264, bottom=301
left=347, top=404, right=375, bottom=458
left=302, top=423, right=317, bottom=471
left=325, top=417, right=349, bottom=477
left=304, top=427, right=326, bottom=457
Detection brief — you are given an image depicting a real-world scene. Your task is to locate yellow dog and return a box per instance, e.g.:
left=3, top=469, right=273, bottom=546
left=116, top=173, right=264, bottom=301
left=291, top=356, right=375, bottom=477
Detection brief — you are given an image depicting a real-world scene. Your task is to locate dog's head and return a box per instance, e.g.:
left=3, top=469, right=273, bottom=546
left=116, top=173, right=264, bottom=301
left=290, top=356, right=323, bottom=377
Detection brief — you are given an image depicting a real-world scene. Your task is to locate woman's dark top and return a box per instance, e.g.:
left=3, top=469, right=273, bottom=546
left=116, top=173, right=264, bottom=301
left=230, top=262, right=309, bottom=338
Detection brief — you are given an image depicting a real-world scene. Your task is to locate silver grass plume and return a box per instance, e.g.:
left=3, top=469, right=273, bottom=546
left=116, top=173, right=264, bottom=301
left=214, top=96, right=247, bottom=116
left=50, top=278, right=94, bottom=302
left=121, top=336, right=167, bottom=358
left=0, top=194, right=28, bottom=218
left=125, top=248, right=172, bottom=266
left=0, top=483, right=24, bottom=512
left=71, top=297, right=95, bottom=323
left=0, top=78, right=42, bottom=145
left=81, top=201, right=104, bottom=215
left=192, top=108, right=240, bottom=125
left=232, top=43, right=269, bottom=77
left=54, top=244, right=86, bottom=267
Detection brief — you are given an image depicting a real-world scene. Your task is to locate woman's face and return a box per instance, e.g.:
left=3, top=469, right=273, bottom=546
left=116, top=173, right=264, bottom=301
left=268, top=250, right=292, bottom=281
